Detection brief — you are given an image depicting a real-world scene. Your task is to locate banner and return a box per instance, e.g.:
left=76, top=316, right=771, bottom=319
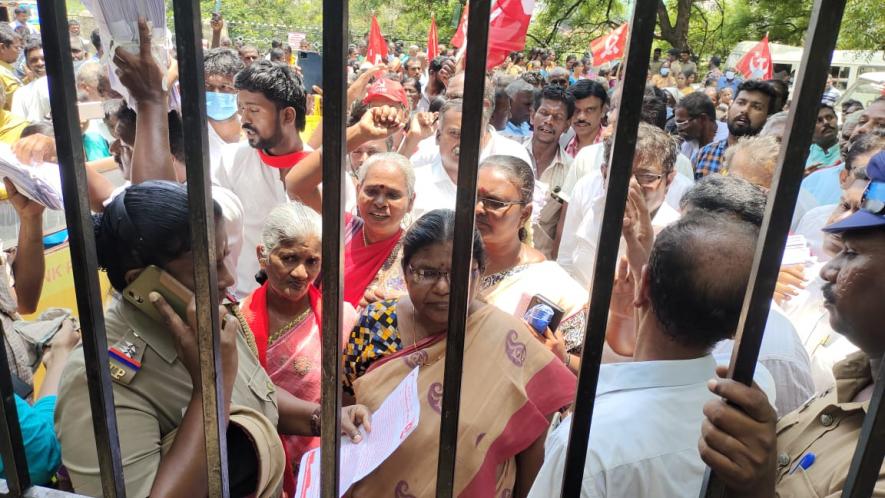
left=427, top=14, right=439, bottom=61
left=452, top=0, right=535, bottom=70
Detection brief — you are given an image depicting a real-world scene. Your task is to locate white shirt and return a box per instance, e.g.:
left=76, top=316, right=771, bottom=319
left=713, top=306, right=816, bottom=416
left=411, top=127, right=533, bottom=170
left=680, top=121, right=729, bottom=163
left=213, top=142, right=304, bottom=298
left=207, top=123, right=228, bottom=173
left=795, top=203, right=836, bottom=260
left=528, top=355, right=776, bottom=498
left=780, top=262, right=859, bottom=391
left=410, top=129, right=534, bottom=219
left=11, top=76, right=49, bottom=122
left=557, top=170, right=682, bottom=288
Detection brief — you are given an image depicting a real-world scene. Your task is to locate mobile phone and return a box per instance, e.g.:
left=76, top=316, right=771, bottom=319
left=12, top=374, right=33, bottom=400
left=298, top=51, right=323, bottom=91
left=122, top=265, right=194, bottom=323
left=526, top=294, right=565, bottom=334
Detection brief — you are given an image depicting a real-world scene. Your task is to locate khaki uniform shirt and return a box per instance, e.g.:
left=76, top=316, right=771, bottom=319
left=525, top=139, right=573, bottom=259
left=774, top=351, right=885, bottom=496
left=55, top=299, right=279, bottom=497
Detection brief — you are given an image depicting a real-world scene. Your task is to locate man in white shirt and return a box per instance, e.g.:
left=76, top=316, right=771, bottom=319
left=11, top=39, right=49, bottom=123
left=530, top=211, right=777, bottom=498
left=203, top=48, right=244, bottom=170
left=415, top=56, right=453, bottom=112
left=675, top=92, right=729, bottom=162
left=213, top=60, right=312, bottom=297
left=411, top=96, right=532, bottom=218
left=558, top=123, right=682, bottom=287
left=524, top=85, right=575, bottom=258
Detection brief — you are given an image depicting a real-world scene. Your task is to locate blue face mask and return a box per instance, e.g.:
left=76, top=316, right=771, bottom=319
left=206, top=91, right=238, bottom=121
left=660, top=67, right=670, bottom=76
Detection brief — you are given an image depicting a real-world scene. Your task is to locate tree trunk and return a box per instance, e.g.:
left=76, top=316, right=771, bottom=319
left=656, top=0, right=693, bottom=49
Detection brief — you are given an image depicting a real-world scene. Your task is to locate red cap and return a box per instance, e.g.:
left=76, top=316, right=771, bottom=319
left=362, top=78, right=409, bottom=110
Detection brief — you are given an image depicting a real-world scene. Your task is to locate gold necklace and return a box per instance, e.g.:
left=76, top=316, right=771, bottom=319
left=268, top=306, right=313, bottom=347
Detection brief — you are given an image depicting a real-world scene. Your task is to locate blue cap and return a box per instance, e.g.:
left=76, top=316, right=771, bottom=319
left=823, top=151, right=885, bottom=233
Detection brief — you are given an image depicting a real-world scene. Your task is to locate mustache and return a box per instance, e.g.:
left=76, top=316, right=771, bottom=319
left=822, top=283, right=837, bottom=304
left=242, top=123, right=257, bottom=133
left=574, top=120, right=590, bottom=126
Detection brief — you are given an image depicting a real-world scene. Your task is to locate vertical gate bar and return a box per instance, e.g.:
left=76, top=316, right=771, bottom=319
left=0, top=323, right=31, bottom=495
left=841, top=355, right=885, bottom=497
left=35, top=1, right=125, bottom=496
left=170, top=1, right=229, bottom=496
left=699, top=0, right=847, bottom=496
left=434, top=1, right=491, bottom=496
left=320, top=0, right=347, bottom=496
left=559, top=0, right=656, bottom=496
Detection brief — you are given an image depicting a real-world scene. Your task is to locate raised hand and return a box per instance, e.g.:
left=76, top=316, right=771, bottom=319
left=113, top=17, right=166, bottom=103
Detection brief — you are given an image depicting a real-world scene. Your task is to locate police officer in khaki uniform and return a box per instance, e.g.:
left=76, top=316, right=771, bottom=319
left=696, top=151, right=885, bottom=497
left=55, top=182, right=371, bottom=497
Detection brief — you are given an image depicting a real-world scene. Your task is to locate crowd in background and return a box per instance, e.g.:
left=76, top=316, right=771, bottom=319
left=1, top=6, right=885, bottom=497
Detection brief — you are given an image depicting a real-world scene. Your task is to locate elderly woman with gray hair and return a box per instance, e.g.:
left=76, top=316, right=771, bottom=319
left=239, top=202, right=359, bottom=473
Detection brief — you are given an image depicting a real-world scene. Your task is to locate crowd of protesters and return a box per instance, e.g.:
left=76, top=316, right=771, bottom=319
left=1, top=7, right=885, bottom=497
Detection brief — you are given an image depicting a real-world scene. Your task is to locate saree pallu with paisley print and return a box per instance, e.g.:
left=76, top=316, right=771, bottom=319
left=350, top=304, right=576, bottom=497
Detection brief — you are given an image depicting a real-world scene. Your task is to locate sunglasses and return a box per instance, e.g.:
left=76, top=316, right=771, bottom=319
left=861, top=180, right=885, bottom=215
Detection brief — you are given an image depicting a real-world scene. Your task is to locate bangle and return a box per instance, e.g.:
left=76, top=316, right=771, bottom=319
left=563, top=352, right=572, bottom=368
left=310, top=406, right=321, bottom=436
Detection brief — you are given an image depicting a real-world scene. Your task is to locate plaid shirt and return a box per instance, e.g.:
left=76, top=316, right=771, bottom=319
left=693, top=139, right=729, bottom=179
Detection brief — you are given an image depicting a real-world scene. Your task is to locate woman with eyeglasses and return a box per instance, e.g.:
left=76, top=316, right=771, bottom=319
left=343, top=209, right=575, bottom=497
left=473, top=155, right=590, bottom=373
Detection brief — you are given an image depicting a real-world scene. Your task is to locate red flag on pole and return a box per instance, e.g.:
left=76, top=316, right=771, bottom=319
left=427, top=14, right=439, bottom=61
left=735, top=34, right=773, bottom=80
left=589, top=23, right=629, bottom=67
left=486, top=0, right=535, bottom=68
left=366, top=15, right=388, bottom=65
left=451, top=3, right=468, bottom=49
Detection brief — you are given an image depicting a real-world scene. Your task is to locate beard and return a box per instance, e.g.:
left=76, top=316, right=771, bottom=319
left=727, top=119, right=762, bottom=138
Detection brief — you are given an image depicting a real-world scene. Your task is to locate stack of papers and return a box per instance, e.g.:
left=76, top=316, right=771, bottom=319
left=782, top=234, right=815, bottom=266
left=0, top=144, right=63, bottom=210
left=296, top=367, right=421, bottom=498
left=81, top=0, right=170, bottom=107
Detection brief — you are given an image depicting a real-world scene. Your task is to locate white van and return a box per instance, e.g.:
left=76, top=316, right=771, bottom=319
left=835, top=72, right=885, bottom=108
left=726, top=41, right=885, bottom=90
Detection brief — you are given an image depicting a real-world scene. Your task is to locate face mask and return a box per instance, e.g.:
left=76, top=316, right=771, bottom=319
left=660, top=68, right=670, bottom=76
left=206, top=91, right=238, bottom=121
left=725, top=70, right=735, bottom=81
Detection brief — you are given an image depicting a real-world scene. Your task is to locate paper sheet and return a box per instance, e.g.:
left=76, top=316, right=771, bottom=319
left=0, top=144, right=63, bottom=210
left=295, top=367, right=421, bottom=498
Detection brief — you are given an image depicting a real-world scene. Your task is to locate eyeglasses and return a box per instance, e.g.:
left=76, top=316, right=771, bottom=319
left=406, top=265, right=480, bottom=285
left=477, top=197, right=524, bottom=213
left=861, top=180, right=885, bottom=215
left=674, top=116, right=698, bottom=128
left=634, top=172, right=666, bottom=186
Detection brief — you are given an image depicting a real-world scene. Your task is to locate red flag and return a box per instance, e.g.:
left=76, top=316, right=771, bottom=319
left=735, top=34, right=773, bottom=80
left=453, top=0, right=534, bottom=69
left=427, top=15, right=439, bottom=61
left=366, top=15, right=388, bottom=65
left=486, top=0, right=535, bottom=68
left=451, top=4, right=468, bottom=48
left=590, top=23, right=629, bottom=67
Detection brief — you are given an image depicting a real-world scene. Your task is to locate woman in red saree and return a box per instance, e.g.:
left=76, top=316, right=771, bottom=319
left=342, top=152, right=415, bottom=308
left=239, top=203, right=357, bottom=486
left=343, top=210, right=576, bottom=497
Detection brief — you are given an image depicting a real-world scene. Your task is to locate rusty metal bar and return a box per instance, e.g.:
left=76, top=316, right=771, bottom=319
left=170, top=0, right=229, bottom=496
left=699, top=0, right=847, bottom=495
left=841, top=355, right=885, bottom=497
left=35, top=1, right=125, bottom=496
left=320, top=0, right=348, bottom=496
left=434, top=1, right=492, bottom=496
left=0, top=323, right=30, bottom=496
left=558, top=1, right=657, bottom=496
